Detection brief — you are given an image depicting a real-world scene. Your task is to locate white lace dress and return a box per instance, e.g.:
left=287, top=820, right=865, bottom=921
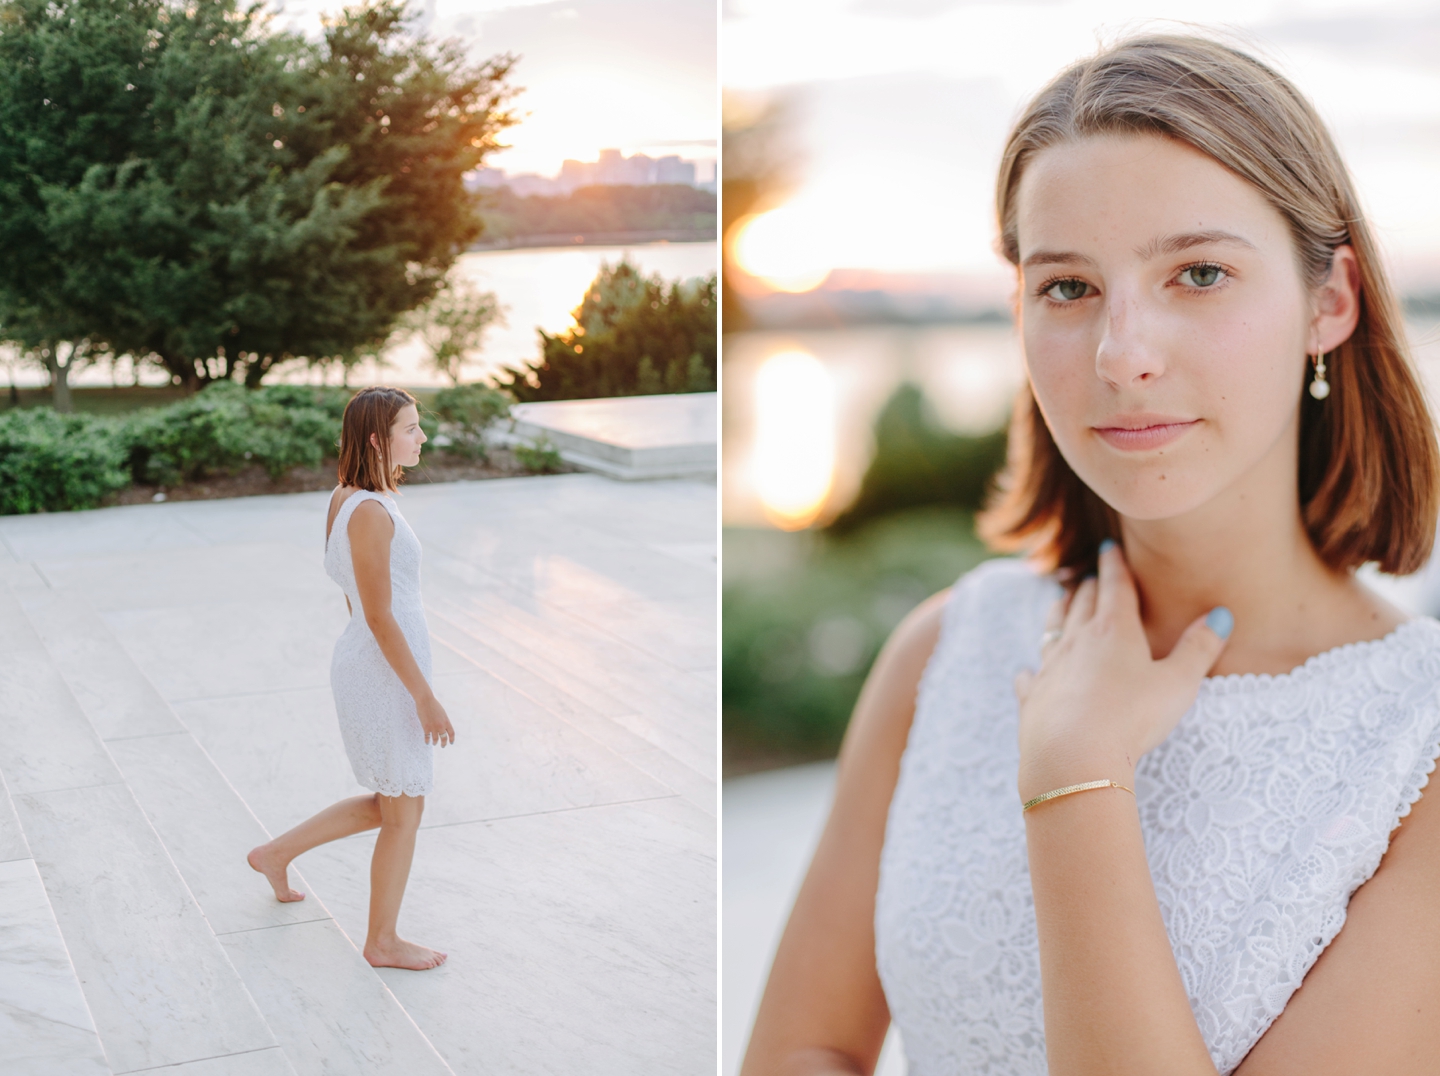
left=322, top=489, right=434, bottom=798
left=875, top=558, right=1440, bottom=1075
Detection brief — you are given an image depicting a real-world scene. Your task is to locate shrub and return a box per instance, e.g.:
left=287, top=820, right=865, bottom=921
left=513, top=435, right=564, bottom=474
left=494, top=260, right=717, bottom=401
left=0, top=408, right=131, bottom=514
left=121, top=382, right=344, bottom=485
left=431, top=384, right=512, bottom=460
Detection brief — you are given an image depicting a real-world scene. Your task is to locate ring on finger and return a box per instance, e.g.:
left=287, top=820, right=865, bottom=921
left=1039, top=629, right=1062, bottom=648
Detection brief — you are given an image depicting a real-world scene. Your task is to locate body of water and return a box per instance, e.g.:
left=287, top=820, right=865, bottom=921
left=724, top=317, right=1440, bottom=529
left=4, top=241, right=718, bottom=390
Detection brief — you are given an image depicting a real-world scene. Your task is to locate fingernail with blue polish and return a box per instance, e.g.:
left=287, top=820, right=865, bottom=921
left=1098, top=538, right=1116, bottom=555
left=1206, top=606, right=1234, bottom=640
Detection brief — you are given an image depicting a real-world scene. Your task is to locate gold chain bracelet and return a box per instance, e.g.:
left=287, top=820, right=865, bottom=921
left=1021, top=779, right=1134, bottom=813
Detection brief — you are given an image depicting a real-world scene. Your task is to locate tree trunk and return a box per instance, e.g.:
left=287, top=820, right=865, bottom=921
left=46, top=343, right=74, bottom=413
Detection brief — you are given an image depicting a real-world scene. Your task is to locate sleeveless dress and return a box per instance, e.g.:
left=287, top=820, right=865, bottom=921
left=875, top=558, right=1440, bottom=1076
left=322, top=489, right=435, bottom=798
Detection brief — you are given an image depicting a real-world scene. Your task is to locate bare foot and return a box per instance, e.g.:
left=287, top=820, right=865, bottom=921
left=364, top=937, right=448, bottom=970
left=246, top=843, right=305, bottom=902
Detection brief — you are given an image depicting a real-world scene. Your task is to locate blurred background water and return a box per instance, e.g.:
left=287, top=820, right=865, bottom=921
left=722, top=2, right=1440, bottom=1072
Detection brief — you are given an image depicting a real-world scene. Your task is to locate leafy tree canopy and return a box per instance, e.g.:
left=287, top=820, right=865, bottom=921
left=494, top=259, right=716, bottom=402
left=0, top=0, right=516, bottom=400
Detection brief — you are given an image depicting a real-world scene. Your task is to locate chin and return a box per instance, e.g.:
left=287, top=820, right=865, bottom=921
left=1076, top=460, right=1222, bottom=522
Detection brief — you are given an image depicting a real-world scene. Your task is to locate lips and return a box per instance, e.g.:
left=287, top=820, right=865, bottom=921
left=1093, top=415, right=1200, bottom=452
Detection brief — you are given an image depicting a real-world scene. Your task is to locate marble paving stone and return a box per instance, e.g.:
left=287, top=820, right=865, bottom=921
left=427, top=585, right=711, bottom=718
left=427, top=616, right=631, bottom=722
left=0, top=562, right=48, bottom=590
left=646, top=541, right=719, bottom=573
left=18, top=588, right=185, bottom=741
left=38, top=542, right=334, bottom=614
left=300, top=796, right=716, bottom=1076
left=429, top=634, right=716, bottom=820
left=107, top=733, right=328, bottom=936
left=0, top=504, right=212, bottom=562
left=421, top=669, right=671, bottom=826
left=220, top=918, right=453, bottom=1076
left=426, top=598, right=714, bottom=778
left=149, top=1046, right=298, bottom=1075
left=0, top=583, right=45, bottom=651
left=173, top=687, right=362, bottom=836
left=0, top=645, right=122, bottom=796
left=164, top=491, right=331, bottom=547
left=14, top=783, right=277, bottom=1073
left=0, top=768, right=31, bottom=864
left=0, top=859, right=109, bottom=1076
left=103, top=595, right=349, bottom=702
left=561, top=597, right=717, bottom=673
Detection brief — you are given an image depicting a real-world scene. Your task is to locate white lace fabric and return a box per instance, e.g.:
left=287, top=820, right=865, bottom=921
left=322, top=489, right=435, bottom=798
left=874, top=558, right=1440, bottom=1075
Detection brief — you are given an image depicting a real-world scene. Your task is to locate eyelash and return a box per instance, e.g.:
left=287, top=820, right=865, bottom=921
left=1034, top=261, right=1232, bottom=303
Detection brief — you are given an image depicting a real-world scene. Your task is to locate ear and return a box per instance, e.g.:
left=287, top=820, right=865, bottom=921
left=1311, top=244, right=1361, bottom=355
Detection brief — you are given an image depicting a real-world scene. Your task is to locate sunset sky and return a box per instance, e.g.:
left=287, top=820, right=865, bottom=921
left=725, top=0, right=1440, bottom=295
left=273, top=0, right=717, bottom=178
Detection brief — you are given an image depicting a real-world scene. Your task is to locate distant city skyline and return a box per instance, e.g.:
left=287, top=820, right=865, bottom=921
left=471, top=147, right=717, bottom=196
left=268, top=0, right=716, bottom=177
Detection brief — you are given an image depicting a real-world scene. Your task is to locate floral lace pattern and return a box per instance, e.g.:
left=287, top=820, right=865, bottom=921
left=875, top=558, right=1440, bottom=1075
left=323, top=490, right=434, bottom=798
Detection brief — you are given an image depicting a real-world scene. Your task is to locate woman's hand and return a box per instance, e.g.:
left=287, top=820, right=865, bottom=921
left=417, top=694, right=456, bottom=748
left=1015, top=541, right=1232, bottom=802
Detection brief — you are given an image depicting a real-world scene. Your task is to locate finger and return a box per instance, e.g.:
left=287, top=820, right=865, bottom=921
left=1064, top=576, right=1097, bottom=634
left=1014, top=669, right=1034, bottom=704
left=1094, top=539, right=1140, bottom=622
left=1043, top=597, right=1065, bottom=634
left=1164, top=606, right=1233, bottom=681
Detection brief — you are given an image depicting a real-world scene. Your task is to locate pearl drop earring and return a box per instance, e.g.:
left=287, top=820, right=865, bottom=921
left=1309, top=351, right=1330, bottom=400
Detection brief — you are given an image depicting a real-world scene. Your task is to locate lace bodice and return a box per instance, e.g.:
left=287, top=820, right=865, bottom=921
left=874, top=558, right=1440, bottom=1075
left=323, top=489, right=424, bottom=615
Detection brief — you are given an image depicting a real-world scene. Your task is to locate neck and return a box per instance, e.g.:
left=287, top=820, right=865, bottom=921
left=1118, top=435, right=1402, bottom=676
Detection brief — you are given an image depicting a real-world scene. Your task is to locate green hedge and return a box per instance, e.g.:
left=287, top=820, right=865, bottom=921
left=0, top=408, right=132, bottom=515
left=0, top=381, right=522, bottom=515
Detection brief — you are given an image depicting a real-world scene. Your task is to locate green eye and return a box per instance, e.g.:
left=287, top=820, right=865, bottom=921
left=1180, top=263, right=1225, bottom=287
left=1045, top=278, right=1091, bottom=301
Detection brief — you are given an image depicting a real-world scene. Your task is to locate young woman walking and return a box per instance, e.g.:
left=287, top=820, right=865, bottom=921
left=248, top=386, right=456, bottom=971
left=743, top=34, right=1440, bottom=1076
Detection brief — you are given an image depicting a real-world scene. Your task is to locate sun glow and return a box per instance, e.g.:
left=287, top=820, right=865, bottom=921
left=729, top=205, right=834, bottom=293
left=751, top=349, right=836, bottom=530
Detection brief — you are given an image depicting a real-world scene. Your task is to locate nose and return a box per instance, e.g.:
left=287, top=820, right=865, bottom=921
left=1093, top=289, right=1166, bottom=388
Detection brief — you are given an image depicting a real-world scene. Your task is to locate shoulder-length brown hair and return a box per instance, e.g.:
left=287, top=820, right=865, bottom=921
left=338, top=386, right=418, bottom=492
left=977, top=33, right=1439, bottom=577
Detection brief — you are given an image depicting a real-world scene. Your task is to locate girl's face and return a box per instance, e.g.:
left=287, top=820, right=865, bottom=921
left=1013, top=134, right=1335, bottom=524
left=386, top=403, right=426, bottom=468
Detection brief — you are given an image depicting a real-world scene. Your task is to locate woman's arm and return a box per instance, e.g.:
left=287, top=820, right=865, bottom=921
left=349, top=500, right=455, bottom=746
left=741, top=590, right=949, bottom=1076
left=1016, top=545, right=1227, bottom=1074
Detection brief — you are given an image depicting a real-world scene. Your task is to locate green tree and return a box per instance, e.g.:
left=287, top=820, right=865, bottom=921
left=0, top=0, right=516, bottom=402
left=495, top=259, right=717, bottom=401
left=408, top=279, right=504, bottom=385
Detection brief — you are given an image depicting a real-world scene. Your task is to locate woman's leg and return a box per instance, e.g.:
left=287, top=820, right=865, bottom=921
left=247, top=794, right=383, bottom=902
left=363, top=793, right=447, bottom=970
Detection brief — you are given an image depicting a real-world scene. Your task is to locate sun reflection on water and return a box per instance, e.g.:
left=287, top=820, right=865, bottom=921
left=751, top=349, right=837, bottom=530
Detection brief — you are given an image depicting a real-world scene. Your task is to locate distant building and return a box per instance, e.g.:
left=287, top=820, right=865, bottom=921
left=473, top=149, right=711, bottom=196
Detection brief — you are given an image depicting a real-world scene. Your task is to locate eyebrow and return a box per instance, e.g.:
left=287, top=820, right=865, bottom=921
left=1020, top=230, right=1257, bottom=269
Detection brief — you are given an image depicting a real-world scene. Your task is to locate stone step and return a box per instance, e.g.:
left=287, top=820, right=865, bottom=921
left=0, top=619, right=282, bottom=1072
left=0, top=767, right=110, bottom=1076
left=5, top=582, right=454, bottom=1076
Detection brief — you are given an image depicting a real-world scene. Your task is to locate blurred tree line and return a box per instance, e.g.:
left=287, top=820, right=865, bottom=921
left=478, top=184, right=715, bottom=244
left=0, top=0, right=515, bottom=407
left=723, top=382, right=1008, bottom=772
left=496, top=259, right=716, bottom=401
